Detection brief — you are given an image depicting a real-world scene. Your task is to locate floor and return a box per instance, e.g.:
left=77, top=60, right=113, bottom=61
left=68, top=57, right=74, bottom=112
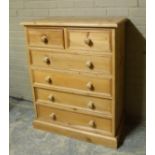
left=9, top=97, right=146, bottom=155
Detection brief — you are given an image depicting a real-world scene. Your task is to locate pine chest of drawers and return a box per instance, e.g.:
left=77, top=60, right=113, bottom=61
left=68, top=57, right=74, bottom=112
left=22, top=17, right=126, bottom=148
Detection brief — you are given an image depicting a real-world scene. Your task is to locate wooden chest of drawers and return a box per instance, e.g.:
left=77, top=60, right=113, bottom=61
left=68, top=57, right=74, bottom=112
left=22, top=17, right=126, bottom=148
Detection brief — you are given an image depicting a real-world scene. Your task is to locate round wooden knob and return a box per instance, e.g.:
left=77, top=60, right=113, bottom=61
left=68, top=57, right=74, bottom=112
left=45, top=76, right=52, bottom=84
left=43, top=57, right=50, bottom=64
left=41, top=35, right=48, bottom=44
left=87, top=101, right=95, bottom=109
left=48, top=94, right=55, bottom=101
left=88, top=120, right=96, bottom=128
left=49, top=113, right=56, bottom=120
left=86, top=82, right=94, bottom=90
left=84, top=38, right=93, bottom=46
left=86, top=61, right=93, bottom=69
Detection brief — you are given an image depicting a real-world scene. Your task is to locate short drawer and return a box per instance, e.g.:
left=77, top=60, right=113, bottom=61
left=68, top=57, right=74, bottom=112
left=32, top=69, right=112, bottom=97
left=67, top=29, right=112, bottom=52
left=30, top=50, right=112, bottom=74
left=27, top=27, right=64, bottom=49
left=34, top=88, right=112, bottom=114
left=36, top=104, right=112, bottom=133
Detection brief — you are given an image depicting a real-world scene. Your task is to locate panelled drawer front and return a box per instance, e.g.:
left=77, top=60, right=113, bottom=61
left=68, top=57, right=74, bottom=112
left=32, top=69, right=112, bottom=96
left=37, top=104, right=112, bottom=133
left=30, top=50, right=112, bottom=74
left=67, top=29, right=112, bottom=52
left=35, top=88, right=112, bottom=114
left=27, top=27, right=64, bottom=48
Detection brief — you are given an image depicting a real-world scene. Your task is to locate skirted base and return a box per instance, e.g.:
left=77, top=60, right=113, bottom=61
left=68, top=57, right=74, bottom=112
left=33, top=120, right=124, bottom=148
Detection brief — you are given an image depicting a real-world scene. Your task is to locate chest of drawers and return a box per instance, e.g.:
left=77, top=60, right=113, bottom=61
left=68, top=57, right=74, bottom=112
left=22, top=17, right=126, bottom=148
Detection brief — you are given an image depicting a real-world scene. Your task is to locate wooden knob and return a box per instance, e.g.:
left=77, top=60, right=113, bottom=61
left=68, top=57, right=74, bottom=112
left=86, top=82, right=94, bottom=90
left=86, top=61, right=93, bottom=69
left=49, top=113, right=56, bottom=120
left=43, top=57, right=50, bottom=64
left=88, top=120, right=96, bottom=128
left=87, top=101, right=95, bottom=109
left=48, top=94, right=55, bottom=101
left=45, top=76, right=52, bottom=84
left=41, top=35, right=48, bottom=44
left=84, top=38, right=93, bottom=47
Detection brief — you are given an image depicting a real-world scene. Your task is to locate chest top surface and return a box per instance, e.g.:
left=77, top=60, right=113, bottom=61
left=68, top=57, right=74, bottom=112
left=21, top=17, right=127, bottom=28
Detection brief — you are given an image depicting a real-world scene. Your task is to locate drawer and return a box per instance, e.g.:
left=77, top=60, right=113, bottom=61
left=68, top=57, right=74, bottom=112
left=30, top=50, right=112, bottom=74
left=35, top=88, right=112, bottom=114
left=32, top=69, right=112, bottom=96
left=36, top=104, right=112, bottom=133
left=67, top=29, right=112, bottom=52
left=27, top=27, right=64, bottom=49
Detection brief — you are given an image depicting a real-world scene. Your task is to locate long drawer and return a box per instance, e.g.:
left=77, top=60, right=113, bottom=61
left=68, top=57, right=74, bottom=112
left=36, top=104, right=112, bottom=134
left=32, top=69, right=112, bottom=96
left=30, top=50, right=112, bottom=74
left=34, top=87, right=112, bottom=114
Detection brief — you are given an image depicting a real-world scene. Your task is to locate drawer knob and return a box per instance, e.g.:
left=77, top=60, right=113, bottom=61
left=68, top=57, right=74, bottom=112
left=45, top=76, right=52, bottom=84
left=86, top=82, right=94, bottom=90
left=48, top=94, right=55, bottom=102
left=43, top=57, right=50, bottom=64
left=49, top=113, right=56, bottom=120
left=41, top=35, right=48, bottom=44
left=84, top=38, right=93, bottom=47
left=86, top=61, right=93, bottom=69
left=88, top=120, right=96, bottom=128
left=87, top=101, right=95, bottom=109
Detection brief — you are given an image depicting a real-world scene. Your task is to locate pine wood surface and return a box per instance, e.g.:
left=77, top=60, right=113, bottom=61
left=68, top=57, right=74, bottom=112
left=21, top=17, right=126, bottom=28
left=22, top=17, right=126, bottom=148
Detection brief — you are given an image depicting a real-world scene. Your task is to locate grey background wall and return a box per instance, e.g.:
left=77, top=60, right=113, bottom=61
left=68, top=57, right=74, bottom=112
left=9, top=0, right=146, bottom=121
